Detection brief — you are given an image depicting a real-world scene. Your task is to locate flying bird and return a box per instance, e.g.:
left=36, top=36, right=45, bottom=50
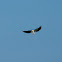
left=23, top=26, right=41, bottom=35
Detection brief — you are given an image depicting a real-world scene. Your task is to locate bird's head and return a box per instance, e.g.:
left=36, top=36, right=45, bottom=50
left=31, top=30, right=34, bottom=32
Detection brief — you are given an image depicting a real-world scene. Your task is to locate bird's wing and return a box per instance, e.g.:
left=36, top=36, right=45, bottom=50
left=34, top=26, right=41, bottom=32
left=23, top=30, right=31, bottom=33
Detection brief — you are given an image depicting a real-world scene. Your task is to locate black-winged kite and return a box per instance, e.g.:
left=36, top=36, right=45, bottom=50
left=23, top=26, right=41, bottom=35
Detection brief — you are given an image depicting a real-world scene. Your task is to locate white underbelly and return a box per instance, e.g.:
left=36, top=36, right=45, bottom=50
left=32, top=30, right=35, bottom=35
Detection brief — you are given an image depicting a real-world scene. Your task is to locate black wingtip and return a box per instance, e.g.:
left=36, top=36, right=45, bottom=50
left=39, top=26, right=41, bottom=30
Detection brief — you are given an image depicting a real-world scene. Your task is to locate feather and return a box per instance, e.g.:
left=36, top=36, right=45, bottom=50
left=23, top=31, right=31, bottom=33
left=34, top=26, right=41, bottom=32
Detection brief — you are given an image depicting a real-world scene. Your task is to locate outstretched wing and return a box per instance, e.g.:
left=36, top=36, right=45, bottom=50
left=23, top=30, right=31, bottom=33
left=34, top=26, right=41, bottom=32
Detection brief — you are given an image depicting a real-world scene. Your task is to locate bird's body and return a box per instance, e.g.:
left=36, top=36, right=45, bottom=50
left=31, top=30, right=35, bottom=35
left=23, top=26, right=41, bottom=35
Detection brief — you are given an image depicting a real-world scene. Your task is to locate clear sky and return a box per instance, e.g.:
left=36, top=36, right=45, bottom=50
left=0, top=0, right=62, bottom=62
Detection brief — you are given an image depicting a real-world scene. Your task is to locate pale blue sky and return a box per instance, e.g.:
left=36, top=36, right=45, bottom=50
left=0, top=0, right=62, bottom=62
